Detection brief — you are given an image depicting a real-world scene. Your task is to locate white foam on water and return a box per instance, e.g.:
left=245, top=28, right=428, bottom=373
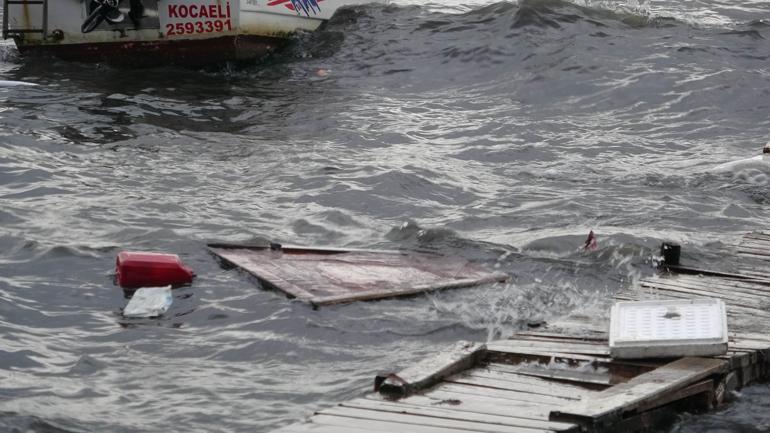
left=0, top=79, right=38, bottom=87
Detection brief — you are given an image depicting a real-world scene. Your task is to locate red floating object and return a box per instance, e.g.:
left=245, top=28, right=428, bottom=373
left=116, top=251, right=195, bottom=289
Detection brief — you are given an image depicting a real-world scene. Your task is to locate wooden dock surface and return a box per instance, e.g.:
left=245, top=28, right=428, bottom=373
left=272, top=231, right=770, bottom=433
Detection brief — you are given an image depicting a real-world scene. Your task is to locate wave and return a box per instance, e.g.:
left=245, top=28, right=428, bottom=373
left=299, top=0, right=766, bottom=66
left=273, top=0, right=694, bottom=80
left=0, top=413, right=82, bottom=433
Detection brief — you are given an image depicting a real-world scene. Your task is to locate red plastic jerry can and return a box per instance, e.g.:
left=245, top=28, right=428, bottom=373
left=116, top=251, right=195, bottom=289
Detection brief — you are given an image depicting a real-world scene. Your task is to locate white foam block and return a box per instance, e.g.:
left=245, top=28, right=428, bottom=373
left=123, top=286, right=173, bottom=318
left=609, top=299, right=727, bottom=359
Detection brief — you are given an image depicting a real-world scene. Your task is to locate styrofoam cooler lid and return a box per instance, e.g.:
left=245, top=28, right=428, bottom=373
left=123, top=286, right=173, bottom=318
left=610, top=298, right=727, bottom=358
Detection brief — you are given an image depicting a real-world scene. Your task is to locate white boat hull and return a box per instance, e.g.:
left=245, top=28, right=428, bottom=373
left=3, top=0, right=377, bottom=65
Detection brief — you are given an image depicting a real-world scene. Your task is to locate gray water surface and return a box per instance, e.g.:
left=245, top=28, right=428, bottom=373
left=1, top=0, right=770, bottom=431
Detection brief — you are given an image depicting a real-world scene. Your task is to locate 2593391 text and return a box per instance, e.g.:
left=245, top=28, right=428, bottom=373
left=165, top=19, right=232, bottom=36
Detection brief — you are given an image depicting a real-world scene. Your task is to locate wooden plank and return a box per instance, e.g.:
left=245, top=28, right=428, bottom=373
left=491, top=339, right=611, bottom=356
left=513, top=330, right=609, bottom=342
left=376, top=341, right=486, bottom=397
left=730, top=331, right=770, bottom=343
left=736, top=241, right=770, bottom=252
left=484, top=351, right=660, bottom=380
left=736, top=267, right=770, bottom=280
left=311, top=413, right=482, bottom=433
left=464, top=369, right=599, bottom=398
left=549, top=357, right=728, bottom=425
left=552, top=313, right=607, bottom=324
left=729, top=339, right=770, bottom=352
left=739, top=235, right=770, bottom=245
left=608, top=384, right=712, bottom=433
left=436, top=382, right=576, bottom=406
left=737, top=245, right=770, bottom=257
left=486, top=342, right=611, bottom=362
left=547, top=320, right=609, bottom=334
left=735, top=251, right=770, bottom=262
left=641, top=279, right=770, bottom=304
left=664, top=274, right=770, bottom=293
left=445, top=374, right=584, bottom=401
left=318, top=406, right=553, bottom=433
left=486, top=362, right=614, bottom=387
left=343, top=398, right=578, bottom=432
left=507, top=335, right=609, bottom=345
left=420, top=389, right=560, bottom=418
left=637, top=283, right=770, bottom=316
left=366, top=393, right=555, bottom=421
left=718, top=351, right=751, bottom=370
left=651, top=275, right=770, bottom=297
left=273, top=422, right=375, bottom=433
left=662, top=264, right=770, bottom=284
left=738, top=244, right=770, bottom=255
left=539, top=324, right=609, bottom=336
left=738, top=235, right=770, bottom=244
left=636, top=289, right=770, bottom=316
left=742, top=231, right=770, bottom=241
left=484, top=350, right=614, bottom=379
left=736, top=251, right=770, bottom=262
left=633, top=379, right=714, bottom=413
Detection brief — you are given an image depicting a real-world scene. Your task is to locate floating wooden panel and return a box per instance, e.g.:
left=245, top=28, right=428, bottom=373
left=209, top=244, right=507, bottom=306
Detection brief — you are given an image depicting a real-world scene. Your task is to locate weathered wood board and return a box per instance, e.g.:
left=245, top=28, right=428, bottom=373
left=549, top=357, right=727, bottom=425
left=209, top=244, right=507, bottom=306
left=376, top=341, right=486, bottom=397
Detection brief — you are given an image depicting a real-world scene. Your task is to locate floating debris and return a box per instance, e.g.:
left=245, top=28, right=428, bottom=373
left=208, top=243, right=507, bottom=306
left=116, top=251, right=194, bottom=289
left=123, top=286, right=173, bottom=318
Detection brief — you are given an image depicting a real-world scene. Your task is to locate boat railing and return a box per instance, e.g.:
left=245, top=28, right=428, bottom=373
left=2, top=0, right=48, bottom=40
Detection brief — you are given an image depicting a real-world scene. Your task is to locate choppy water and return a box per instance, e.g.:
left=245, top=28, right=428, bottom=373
left=1, top=0, right=769, bottom=432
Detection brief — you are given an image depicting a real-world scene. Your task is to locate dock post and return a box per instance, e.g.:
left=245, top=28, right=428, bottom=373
left=661, top=242, right=681, bottom=267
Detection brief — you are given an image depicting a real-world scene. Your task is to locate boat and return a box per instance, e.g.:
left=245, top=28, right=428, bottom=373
left=1, top=0, right=376, bottom=66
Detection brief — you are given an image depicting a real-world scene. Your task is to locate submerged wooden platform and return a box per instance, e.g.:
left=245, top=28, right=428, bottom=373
left=272, top=231, right=770, bottom=433
left=209, top=244, right=507, bottom=306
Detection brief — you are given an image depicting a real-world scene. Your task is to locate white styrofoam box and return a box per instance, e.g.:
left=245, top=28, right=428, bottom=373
left=123, top=286, right=173, bottom=318
left=609, top=298, right=727, bottom=359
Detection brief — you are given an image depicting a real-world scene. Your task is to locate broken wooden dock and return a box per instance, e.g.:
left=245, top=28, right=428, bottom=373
left=209, top=243, right=507, bottom=306
left=272, top=231, right=770, bottom=433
